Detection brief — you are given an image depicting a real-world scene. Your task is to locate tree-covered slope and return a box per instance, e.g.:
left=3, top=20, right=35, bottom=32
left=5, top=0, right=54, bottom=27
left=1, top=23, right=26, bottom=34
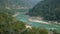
left=0, top=12, right=53, bottom=34
left=27, top=0, right=60, bottom=22
left=0, top=12, right=26, bottom=34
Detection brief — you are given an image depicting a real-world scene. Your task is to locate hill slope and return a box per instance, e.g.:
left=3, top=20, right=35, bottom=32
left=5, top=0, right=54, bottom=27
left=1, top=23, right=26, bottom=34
left=27, top=0, right=60, bottom=22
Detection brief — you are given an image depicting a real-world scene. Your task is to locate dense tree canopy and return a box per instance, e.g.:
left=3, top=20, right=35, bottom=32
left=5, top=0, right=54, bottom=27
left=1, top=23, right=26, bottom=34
left=22, top=28, right=48, bottom=34
left=0, top=12, right=25, bottom=34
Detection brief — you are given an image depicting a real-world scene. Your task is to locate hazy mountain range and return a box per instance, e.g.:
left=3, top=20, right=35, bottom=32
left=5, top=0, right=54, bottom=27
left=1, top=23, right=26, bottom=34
left=0, top=0, right=41, bottom=15
left=0, top=0, right=41, bottom=8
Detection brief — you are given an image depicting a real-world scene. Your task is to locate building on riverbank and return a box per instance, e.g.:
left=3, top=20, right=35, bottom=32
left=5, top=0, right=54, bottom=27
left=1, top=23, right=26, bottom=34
left=25, top=24, right=32, bottom=29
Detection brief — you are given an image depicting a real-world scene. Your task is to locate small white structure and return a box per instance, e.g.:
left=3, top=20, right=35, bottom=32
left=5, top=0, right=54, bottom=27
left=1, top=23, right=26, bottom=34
left=25, top=24, right=32, bottom=29
left=48, top=31, right=53, bottom=34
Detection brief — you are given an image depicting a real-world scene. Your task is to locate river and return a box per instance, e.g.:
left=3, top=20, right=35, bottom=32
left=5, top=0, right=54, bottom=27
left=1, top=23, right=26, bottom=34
left=14, top=9, right=60, bottom=32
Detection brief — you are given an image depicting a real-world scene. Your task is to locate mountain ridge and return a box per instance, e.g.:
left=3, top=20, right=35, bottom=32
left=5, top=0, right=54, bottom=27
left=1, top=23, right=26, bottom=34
left=27, top=0, right=60, bottom=22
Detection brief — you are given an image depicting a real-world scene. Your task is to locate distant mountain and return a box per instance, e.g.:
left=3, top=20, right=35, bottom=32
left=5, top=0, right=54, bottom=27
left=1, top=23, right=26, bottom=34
left=0, top=0, right=41, bottom=15
left=8, top=0, right=40, bottom=7
left=0, top=0, right=40, bottom=7
left=27, top=0, right=60, bottom=22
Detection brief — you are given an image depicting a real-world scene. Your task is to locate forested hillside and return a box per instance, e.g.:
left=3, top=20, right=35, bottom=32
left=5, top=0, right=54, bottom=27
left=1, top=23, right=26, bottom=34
left=0, top=12, right=53, bottom=34
left=27, top=0, right=60, bottom=22
left=0, top=12, right=26, bottom=34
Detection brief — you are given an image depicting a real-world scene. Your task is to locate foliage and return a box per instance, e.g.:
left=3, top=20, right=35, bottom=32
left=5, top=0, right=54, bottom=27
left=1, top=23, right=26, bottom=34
left=0, top=12, right=25, bottom=34
left=22, top=28, right=48, bottom=34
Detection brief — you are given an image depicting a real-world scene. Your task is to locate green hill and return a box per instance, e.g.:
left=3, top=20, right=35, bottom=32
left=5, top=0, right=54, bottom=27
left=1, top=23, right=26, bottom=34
left=27, top=0, right=60, bottom=22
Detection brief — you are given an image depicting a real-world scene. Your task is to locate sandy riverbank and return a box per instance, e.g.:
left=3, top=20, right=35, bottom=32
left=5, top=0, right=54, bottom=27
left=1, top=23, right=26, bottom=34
left=28, top=18, right=50, bottom=24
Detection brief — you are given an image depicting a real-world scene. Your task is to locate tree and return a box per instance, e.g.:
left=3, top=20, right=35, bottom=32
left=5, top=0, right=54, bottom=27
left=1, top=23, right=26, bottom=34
left=22, top=27, right=48, bottom=34
left=0, top=12, right=25, bottom=34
